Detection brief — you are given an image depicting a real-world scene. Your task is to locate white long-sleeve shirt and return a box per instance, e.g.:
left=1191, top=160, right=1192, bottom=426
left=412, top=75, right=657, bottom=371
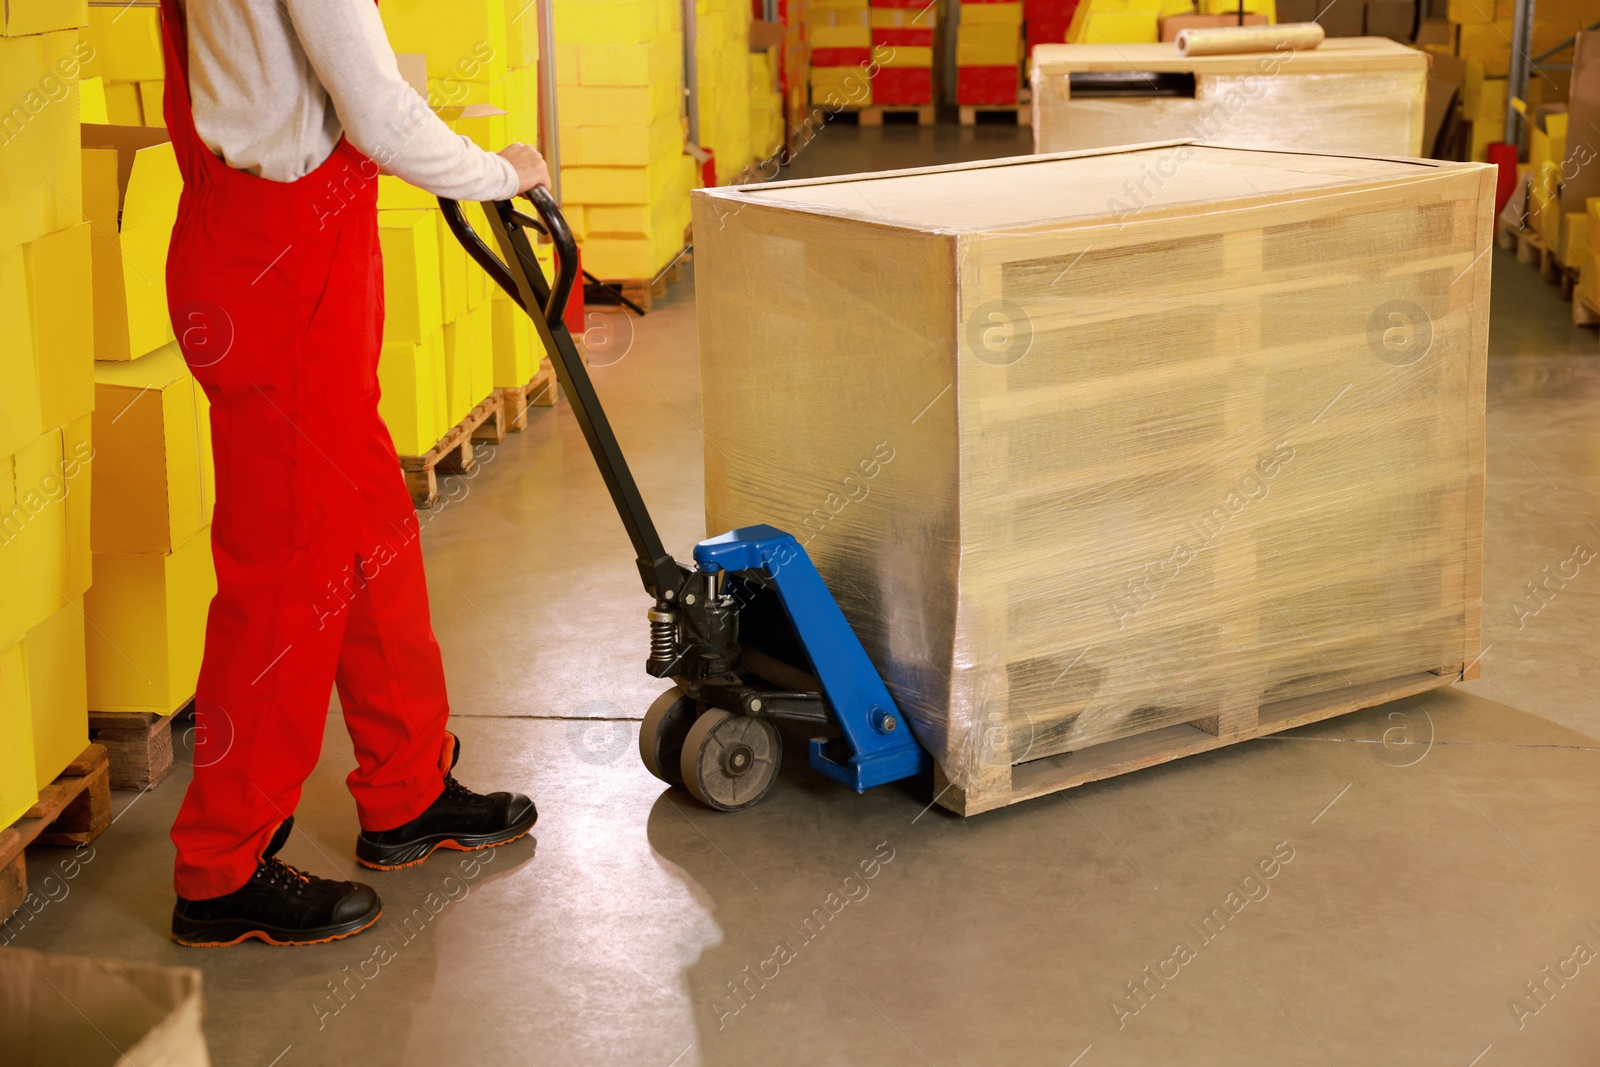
left=184, top=0, right=518, bottom=200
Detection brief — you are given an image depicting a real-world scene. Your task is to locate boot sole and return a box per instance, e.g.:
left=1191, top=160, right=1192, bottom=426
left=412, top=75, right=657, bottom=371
left=172, top=909, right=382, bottom=948
left=356, top=817, right=537, bottom=871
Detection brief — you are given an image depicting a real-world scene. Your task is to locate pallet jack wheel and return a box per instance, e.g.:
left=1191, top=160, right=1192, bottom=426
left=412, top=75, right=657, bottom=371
left=640, top=687, right=696, bottom=787
left=679, top=709, right=782, bottom=812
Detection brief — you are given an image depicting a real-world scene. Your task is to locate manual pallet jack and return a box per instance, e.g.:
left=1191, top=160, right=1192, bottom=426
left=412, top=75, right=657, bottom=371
left=441, top=190, right=931, bottom=811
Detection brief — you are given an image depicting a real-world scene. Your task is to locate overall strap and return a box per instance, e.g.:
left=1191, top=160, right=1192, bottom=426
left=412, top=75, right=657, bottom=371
left=157, top=0, right=209, bottom=172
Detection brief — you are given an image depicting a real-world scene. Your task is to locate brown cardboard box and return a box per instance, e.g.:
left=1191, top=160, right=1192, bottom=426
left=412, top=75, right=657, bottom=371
left=0, top=949, right=209, bottom=1066
left=1278, top=0, right=1365, bottom=36
left=1365, top=0, right=1416, bottom=41
left=1159, top=12, right=1266, bottom=41
left=1427, top=52, right=1468, bottom=156
left=1561, top=32, right=1600, bottom=213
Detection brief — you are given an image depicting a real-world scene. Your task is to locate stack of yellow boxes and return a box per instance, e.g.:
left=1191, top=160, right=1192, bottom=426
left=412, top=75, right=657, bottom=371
left=1, top=3, right=97, bottom=826
left=81, top=1, right=166, bottom=127
left=695, top=0, right=755, bottom=184
left=80, top=108, right=218, bottom=724
left=1578, top=198, right=1600, bottom=313
left=1065, top=0, right=1212, bottom=44
left=957, top=2, right=1023, bottom=108
left=750, top=39, right=785, bottom=160
left=554, top=0, right=694, bottom=282
left=1449, top=0, right=1590, bottom=157
left=379, top=0, right=547, bottom=443
left=808, top=0, right=873, bottom=109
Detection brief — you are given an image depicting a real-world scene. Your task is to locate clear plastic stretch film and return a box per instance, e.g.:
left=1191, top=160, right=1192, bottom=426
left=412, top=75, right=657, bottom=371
left=1031, top=70, right=1428, bottom=158
left=693, top=145, right=1493, bottom=793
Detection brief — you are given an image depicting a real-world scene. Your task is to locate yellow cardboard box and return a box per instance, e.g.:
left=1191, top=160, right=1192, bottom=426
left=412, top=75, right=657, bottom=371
left=83, top=4, right=163, bottom=81
left=490, top=289, right=537, bottom=388
left=557, top=80, right=679, bottom=126
left=92, top=345, right=215, bottom=555
left=24, top=222, right=95, bottom=430
left=554, top=0, right=663, bottom=45
left=957, top=23, right=1022, bottom=65
left=1197, top=0, right=1273, bottom=14
left=468, top=301, right=495, bottom=404
left=873, top=44, right=934, bottom=67
left=503, top=64, right=540, bottom=146
left=577, top=36, right=680, bottom=86
left=82, top=124, right=180, bottom=361
left=4, top=420, right=93, bottom=646
left=442, top=314, right=478, bottom=426
left=1561, top=211, right=1589, bottom=269
left=562, top=156, right=682, bottom=205
left=381, top=0, right=507, bottom=85
left=2, top=0, right=87, bottom=35
left=1531, top=112, right=1568, bottom=173
left=579, top=221, right=683, bottom=280
left=959, top=1, right=1022, bottom=24
left=378, top=329, right=447, bottom=456
left=85, top=528, right=215, bottom=715
left=79, top=75, right=108, bottom=123
left=0, top=641, right=37, bottom=829
left=0, top=31, right=86, bottom=251
left=0, top=246, right=43, bottom=459
left=379, top=209, right=445, bottom=345
left=810, top=23, right=871, bottom=47
left=24, top=599, right=88, bottom=791
left=570, top=115, right=683, bottom=167
left=811, top=66, right=872, bottom=106
left=103, top=80, right=142, bottom=125
left=138, top=80, right=165, bottom=127
left=436, top=209, right=469, bottom=325
left=506, top=0, right=540, bottom=67
left=1457, top=20, right=1512, bottom=77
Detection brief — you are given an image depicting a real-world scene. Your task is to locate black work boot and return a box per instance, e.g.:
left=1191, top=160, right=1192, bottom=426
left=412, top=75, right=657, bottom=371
left=171, top=818, right=382, bottom=947
left=355, top=735, right=536, bottom=870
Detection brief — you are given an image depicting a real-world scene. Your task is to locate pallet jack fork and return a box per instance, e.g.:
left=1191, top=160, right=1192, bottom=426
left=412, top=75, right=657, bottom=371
left=440, top=190, right=930, bottom=811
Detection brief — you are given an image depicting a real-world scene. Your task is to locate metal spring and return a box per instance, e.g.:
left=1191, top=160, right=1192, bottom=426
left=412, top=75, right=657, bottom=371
left=649, top=612, right=676, bottom=660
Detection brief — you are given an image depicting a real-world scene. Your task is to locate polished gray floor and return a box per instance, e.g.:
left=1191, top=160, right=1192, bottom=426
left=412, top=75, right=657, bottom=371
left=11, top=124, right=1600, bottom=1067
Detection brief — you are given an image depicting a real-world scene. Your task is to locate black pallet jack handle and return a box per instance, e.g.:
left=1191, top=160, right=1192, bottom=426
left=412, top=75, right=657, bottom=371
left=438, top=189, right=685, bottom=602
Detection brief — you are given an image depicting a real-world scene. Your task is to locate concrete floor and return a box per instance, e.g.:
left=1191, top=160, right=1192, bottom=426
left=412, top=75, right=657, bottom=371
left=12, top=122, right=1600, bottom=1066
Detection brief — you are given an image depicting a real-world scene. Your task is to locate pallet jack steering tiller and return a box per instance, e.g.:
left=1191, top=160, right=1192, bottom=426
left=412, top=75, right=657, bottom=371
left=440, top=190, right=932, bottom=811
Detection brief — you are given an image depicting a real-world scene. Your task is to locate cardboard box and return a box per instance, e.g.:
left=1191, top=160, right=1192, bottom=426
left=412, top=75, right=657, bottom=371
left=506, top=0, right=540, bottom=67
left=86, top=527, right=215, bottom=715
left=83, top=3, right=163, bottom=81
left=0, top=31, right=85, bottom=251
left=379, top=209, right=445, bottom=345
left=557, top=80, right=681, bottom=125
left=0, top=641, right=35, bottom=829
left=138, top=79, right=165, bottom=127
left=694, top=144, right=1494, bottom=813
left=1161, top=13, right=1267, bottom=41
left=490, top=289, right=537, bottom=389
left=468, top=302, right=495, bottom=405
left=442, top=314, right=478, bottom=426
left=553, top=0, right=663, bottom=45
left=960, top=1, right=1023, bottom=23
left=92, top=345, right=215, bottom=555
left=2, top=0, right=86, bottom=35
left=957, top=23, right=1023, bottom=64
left=0, top=245, right=44, bottom=458
left=1561, top=32, right=1600, bottom=215
left=574, top=36, right=681, bottom=86
left=103, top=80, right=143, bottom=125
left=563, top=157, right=683, bottom=204
left=81, top=125, right=180, bottom=361
left=579, top=222, right=683, bottom=279
left=378, top=330, right=446, bottom=456
left=570, top=114, right=683, bottom=167
left=1445, top=0, right=1494, bottom=22
left=24, top=599, right=88, bottom=791
left=0, top=949, right=208, bottom=1067
left=811, top=65, right=873, bottom=106
left=435, top=210, right=469, bottom=325
left=23, top=222, right=95, bottom=430
left=380, top=0, right=508, bottom=85
left=873, top=43, right=935, bottom=66
left=1561, top=211, right=1589, bottom=268
left=1457, top=20, right=1512, bottom=76
left=79, top=75, right=108, bottom=123
left=4, top=420, right=93, bottom=647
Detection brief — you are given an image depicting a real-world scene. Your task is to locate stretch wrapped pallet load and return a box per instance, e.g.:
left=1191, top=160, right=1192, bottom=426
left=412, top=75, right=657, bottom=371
left=957, top=0, right=1023, bottom=105
left=81, top=125, right=180, bottom=361
left=809, top=1, right=873, bottom=107
left=750, top=46, right=785, bottom=158
left=1032, top=37, right=1427, bottom=156
left=85, top=348, right=215, bottom=717
left=694, top=146, right=1493, bottom=814
left=1579, top=198, right=1600, bottom=311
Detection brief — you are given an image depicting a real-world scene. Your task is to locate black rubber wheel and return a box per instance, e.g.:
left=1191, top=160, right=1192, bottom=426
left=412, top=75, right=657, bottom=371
left=679, top=709, right=782, bottom=812
left=639, top=687, right=695, bottom=788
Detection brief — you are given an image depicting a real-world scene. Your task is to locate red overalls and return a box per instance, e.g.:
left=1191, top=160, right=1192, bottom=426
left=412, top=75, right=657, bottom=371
left=160, top=0, right=451, bottom=900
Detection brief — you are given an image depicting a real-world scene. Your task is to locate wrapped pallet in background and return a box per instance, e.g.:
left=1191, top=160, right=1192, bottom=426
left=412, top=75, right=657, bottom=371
left=1032, top=37, right=1429, bottom=157
left=555, top=0, right=692, bottom=283
left=695, top=0, right=754, bottom=183
left=809, top=0, right=874, bottom=108
left=694, top=145, right=1492, bottom=813
left=872, top=0, right=941, bottom=109
left=956, top=0, right=1023, bottom=106
left=1, top=7, right=97, bottom=808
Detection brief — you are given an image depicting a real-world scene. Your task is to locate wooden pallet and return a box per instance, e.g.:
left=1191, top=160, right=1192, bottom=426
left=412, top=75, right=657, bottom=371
left=958, top=102, right=1031, bottom=126
left=1, top=744, right=112, bottom=920
left=1573, top=290, right=1600, bottom=328
left=87, top=709, right=180, bottom=791
left=1505, top=223, right=1585, bottom=303
left=498, top=360, right=558, bottom=433
left=935, top=669, right=1460, bottom=815
left=399, top=393, right=505, bottom=507
left=847, top=104, right=936, bottom=127
left=594, top=249, right=691, bottom=314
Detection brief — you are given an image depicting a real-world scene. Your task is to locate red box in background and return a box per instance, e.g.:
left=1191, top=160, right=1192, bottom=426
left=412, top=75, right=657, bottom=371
left=811, top=46, right=873, bottom=66
left=1024, top=0, right=1078, bottom=16
left=1026, top=18, right=1072, bottom=49
left=873, top=66, right=934, bottom=104
left=874, top=26, right=936, bottom=46
left=869, top=0, right=931, bottom=7
left=956, top=65, right=1019, bottom=105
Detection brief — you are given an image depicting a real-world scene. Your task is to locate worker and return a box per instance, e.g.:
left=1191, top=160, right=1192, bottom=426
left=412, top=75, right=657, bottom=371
left=158, top=0, right=547, bottom=947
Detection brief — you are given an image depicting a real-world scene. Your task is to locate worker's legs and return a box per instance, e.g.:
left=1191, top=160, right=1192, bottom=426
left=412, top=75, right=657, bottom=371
left=332, top=401, right=452, bottom=833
